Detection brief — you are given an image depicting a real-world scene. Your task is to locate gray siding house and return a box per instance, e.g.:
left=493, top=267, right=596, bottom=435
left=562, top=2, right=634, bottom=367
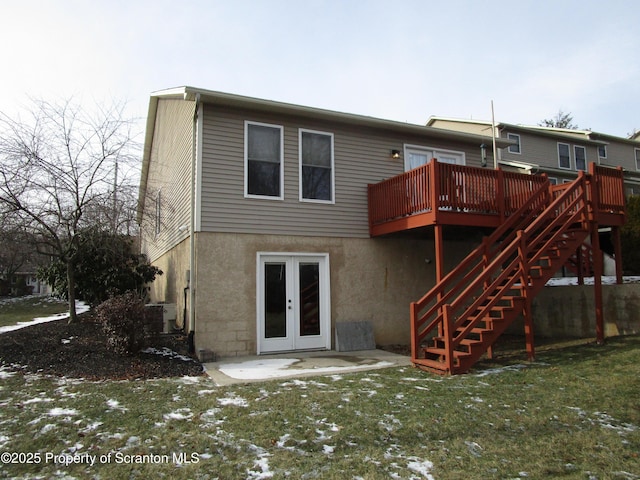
left=137, top=87, right=510, bottom=359
left=427, top=117, right=640, bottom=195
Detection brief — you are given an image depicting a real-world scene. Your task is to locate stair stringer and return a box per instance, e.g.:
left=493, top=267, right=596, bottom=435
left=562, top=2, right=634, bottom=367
left=412, top=174, right=592, bottom=375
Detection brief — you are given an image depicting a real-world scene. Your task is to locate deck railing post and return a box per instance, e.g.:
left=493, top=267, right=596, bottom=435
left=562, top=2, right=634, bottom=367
left=497, top=168, right=505, bottom=222
left=430, top=159, right=440, bottom=217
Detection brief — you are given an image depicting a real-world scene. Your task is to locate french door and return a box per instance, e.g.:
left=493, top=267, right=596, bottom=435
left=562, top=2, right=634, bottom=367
left=257, top=254, right=330, bottom=354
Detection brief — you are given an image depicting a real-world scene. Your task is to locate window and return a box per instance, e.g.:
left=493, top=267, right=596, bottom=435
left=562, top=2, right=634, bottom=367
left=574, top=146, right=586, bottom=171
left=635, top=148, right=640, bottom=171
left=598, top=145, right=607, bottom=161
left=507, top=133, right=521, bottom=154
left=245, top=122, right=283, bottom=198
left=548, top=177, right=558, bottom=185
left=299, top=129, right=334, bottom=202
left=558, top=143, right=571, bottom=169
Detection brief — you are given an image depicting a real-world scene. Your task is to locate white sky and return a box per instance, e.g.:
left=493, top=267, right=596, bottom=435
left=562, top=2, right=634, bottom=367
left=0, top=0, right=638, bottom=139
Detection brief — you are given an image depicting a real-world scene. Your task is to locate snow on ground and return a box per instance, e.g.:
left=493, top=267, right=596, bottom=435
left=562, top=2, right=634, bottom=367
left=217, top=358, right=395, bottom=381
left=545, top=275, right=640, bottom=287
left=0, top=299, right=90, bottom=333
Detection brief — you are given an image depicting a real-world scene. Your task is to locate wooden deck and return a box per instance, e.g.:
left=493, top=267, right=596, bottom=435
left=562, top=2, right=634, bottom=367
left=368, top=160, right=626, bottom=237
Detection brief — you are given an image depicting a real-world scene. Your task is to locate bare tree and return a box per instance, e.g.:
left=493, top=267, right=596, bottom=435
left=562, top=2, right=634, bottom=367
left=0, top=97, right=140, bottom=323
left=539, top=110, right=578, bottom=129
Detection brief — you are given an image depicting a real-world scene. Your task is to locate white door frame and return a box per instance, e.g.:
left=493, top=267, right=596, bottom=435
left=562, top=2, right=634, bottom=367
left=256, top=252, right=331, bottom=354
left=403, top=144, right=466, bottom=171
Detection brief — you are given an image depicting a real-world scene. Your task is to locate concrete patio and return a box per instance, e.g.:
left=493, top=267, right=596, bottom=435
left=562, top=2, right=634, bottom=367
left=203, top=349, right=412, bottom=386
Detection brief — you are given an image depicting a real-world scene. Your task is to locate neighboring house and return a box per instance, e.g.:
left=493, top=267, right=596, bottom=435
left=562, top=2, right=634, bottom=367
left=137, top=87, right=515, bottom=359
left=426, top=117, right=640, bottom=195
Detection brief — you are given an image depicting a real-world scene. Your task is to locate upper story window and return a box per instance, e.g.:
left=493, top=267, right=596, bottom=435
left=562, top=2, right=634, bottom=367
left=558, top=143, right=571, bottom=169
left=299, top=129, right=334, bottom=203
left=635, top=148, right=640, bottom=171
left=598, top=144, right=607, bottom=161
left=245, top=121, right=283, bottom=199
left=507, top=133, right=521, bottom=154
left=574, top=145, right=586, bottom=171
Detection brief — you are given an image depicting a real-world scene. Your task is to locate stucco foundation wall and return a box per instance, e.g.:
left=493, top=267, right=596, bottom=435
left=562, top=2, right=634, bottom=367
left=192, top=232, right=477, bottom=358
left=146, top=239, right=190, bottom=329
left=509, top=284, right=640, bottom=338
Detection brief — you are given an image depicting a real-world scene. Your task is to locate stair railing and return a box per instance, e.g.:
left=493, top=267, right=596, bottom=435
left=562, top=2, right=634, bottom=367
left=412, top=172, right=591, bottom=363
left=446, top=174, right=589, bottom=351
left=410, top=178, right=551, bottom=359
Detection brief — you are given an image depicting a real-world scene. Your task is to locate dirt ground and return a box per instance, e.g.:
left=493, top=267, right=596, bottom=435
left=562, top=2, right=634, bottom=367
left=0, top=313, right=204, bottom=380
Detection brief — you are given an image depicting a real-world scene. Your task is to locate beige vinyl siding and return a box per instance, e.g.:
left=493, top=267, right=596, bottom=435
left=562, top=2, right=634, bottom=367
left=200, top=105, right=486, bottom=238
left=141, top=98, right=195, bottom=261
left=601, top=140, right=638, bottom=171
left=429, top=119, right=493, bottom=136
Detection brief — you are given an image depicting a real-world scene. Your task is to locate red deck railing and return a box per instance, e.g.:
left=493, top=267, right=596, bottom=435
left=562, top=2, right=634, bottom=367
left=368, top=160, right=626, bottom=236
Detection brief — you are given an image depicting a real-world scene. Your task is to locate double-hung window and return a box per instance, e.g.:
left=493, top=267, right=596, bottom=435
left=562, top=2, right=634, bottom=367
left=245, top=121, right=283, bottom=199
left=598, top=145, right=607, bottom=163
left=558, top=143, right=571, bottom=169
left=299, top=129, right=334, bottom=202
left=574, top=145, right=586, bottom=171
left=507, top=133, right=521, bottom=154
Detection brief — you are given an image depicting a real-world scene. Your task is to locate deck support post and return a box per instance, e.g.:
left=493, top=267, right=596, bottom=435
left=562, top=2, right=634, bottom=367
left=523, top=295, right=535, bottom=362
left=587, top=170, right=605, bottom=345
left=592, top=223, right=605, bottom=344
left=612, top=226, right=623, bottom=285
left=434, top=224, right=445, bottom=338
left=576, top=245, right=585, bottom=286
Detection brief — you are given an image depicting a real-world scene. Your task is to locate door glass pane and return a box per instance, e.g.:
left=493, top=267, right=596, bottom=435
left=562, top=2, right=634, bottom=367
left=407, top=151, right=432, bottom=170
left=264, top=263, right=287, bottom=338
left=298, top=263, right=320, bottom=336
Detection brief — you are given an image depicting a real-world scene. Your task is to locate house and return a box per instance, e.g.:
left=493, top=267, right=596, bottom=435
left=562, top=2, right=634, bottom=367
left=137, top=87, right=626, bottom=374
left=426, top=117, right=640, bottom=195
left=137, top=87, right=515, bottom=359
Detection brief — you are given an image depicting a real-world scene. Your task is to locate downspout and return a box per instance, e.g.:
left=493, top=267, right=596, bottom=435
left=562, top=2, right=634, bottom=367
left=187, top=93, right=201, bottom=353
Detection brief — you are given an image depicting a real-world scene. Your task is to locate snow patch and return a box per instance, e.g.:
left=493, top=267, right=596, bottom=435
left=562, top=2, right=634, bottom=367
left=0, top=300, right=89, bottom=334
left=218, top=393, right=249, bottom=408
left=163, top=408, right=193, bottom=420
left=141, top=347, right=196, bottom=363
left=218, top=358, right=394, bottom=381
left=407, top=459, right=435, bottom=479
left=546, top=275, right=640, bottom=286
left=48, top=408, right=78, bottom=417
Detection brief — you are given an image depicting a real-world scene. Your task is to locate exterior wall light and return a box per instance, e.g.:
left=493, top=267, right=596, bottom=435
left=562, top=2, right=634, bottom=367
left=391, top=149, right=401, bottom=159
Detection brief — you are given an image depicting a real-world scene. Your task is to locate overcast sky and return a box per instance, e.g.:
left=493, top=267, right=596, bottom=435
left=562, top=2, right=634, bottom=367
left=1, top=0, right=638, bottom=138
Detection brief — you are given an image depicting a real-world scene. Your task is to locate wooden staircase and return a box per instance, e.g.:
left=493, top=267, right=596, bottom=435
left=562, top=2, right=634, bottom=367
left=411, top=173, right=595, bottom=375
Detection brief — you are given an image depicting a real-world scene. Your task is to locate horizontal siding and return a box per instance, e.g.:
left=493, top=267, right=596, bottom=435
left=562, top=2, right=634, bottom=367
left=603, top=141, right=638, bottom=172
left=500, top=129, right=598, bottom=173
left=200, top=105, right=487, bottom=238
left=141, top=99, right=195, bottom=261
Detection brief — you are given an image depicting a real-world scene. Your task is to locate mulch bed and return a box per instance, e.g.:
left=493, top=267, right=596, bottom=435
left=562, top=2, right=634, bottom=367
left=0, top=313, right=204, bottom=380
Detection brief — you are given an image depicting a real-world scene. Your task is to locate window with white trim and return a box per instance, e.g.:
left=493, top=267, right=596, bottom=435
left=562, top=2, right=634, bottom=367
left=558, top=143, right=571, bottom=169
left=574, top=145, right=586, bottom=171
left=507, top=133, right=521, bottom=154
left=245, top=121, right=283, bottom=199
left=635, top=148, right=640, bottom=171
left=299, top=129, right=334, bottom=202
left=548, top=177, right=558, bottom=185
left=598, top=145, right=607, bottom=161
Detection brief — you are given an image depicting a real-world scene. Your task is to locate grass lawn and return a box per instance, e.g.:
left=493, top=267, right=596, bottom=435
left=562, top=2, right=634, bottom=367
left=0, top=335, right=638, bottom=479
left=0, top=296, right=69, bottom=328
